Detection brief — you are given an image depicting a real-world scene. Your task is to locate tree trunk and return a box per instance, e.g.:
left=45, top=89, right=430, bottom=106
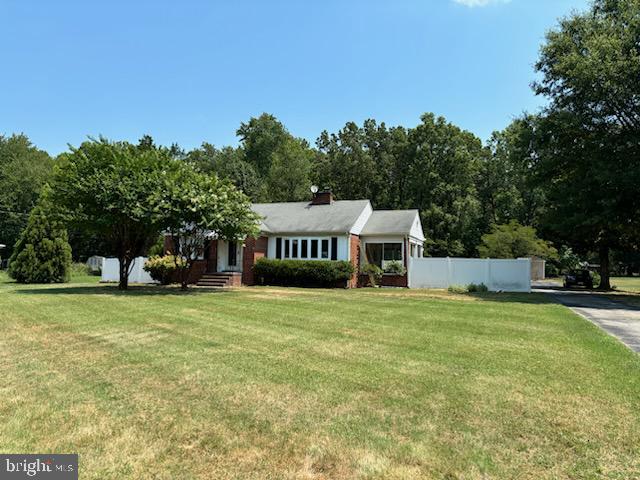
left=598, top=245, right=611, bottom=291
left=118, top=256, right=130, bottom=290
left=180, top=262, right=191, bottom=291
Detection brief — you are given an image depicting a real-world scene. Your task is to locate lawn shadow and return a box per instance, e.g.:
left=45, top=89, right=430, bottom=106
left=13, top=284, right=231, bottom=296
left=467, top=291, right=559, bottom=305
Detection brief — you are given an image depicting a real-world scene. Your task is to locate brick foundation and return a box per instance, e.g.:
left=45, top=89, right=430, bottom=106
left=163, top=237, right=219, bottom=285
left=227, top=272, right=243, bottom=287
left=358, top=273, right=408, bottom=288
left=381, top=274, right=408, bottom=287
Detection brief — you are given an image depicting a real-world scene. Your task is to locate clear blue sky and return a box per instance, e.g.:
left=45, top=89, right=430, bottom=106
left=1, top=0, right=590, bottom=155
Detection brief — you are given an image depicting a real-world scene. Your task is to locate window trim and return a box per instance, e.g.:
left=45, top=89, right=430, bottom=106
left=272, top=236, right=341, bottom=261
left=364, top=241, right=405, bottom=272
left=321, top=239, right=329, bottom=259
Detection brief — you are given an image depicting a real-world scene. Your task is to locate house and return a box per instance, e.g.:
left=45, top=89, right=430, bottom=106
left=166, top=189, right=426, bottom=288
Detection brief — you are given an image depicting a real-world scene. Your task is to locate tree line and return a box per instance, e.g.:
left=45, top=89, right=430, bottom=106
left=1, top=0, right=639, bottom=289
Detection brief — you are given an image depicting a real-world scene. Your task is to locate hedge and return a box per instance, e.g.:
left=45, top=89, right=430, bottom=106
left=144, top=255, right=184, bottom=285
left=253, top=258, right=355, bottom=288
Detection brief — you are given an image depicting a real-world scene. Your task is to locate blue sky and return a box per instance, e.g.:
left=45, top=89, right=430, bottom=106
left=1, top=0, right=590, bottom=155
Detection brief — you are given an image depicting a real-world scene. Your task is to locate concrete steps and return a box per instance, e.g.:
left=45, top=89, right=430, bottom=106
left=196, top=272, right=235, bottom=288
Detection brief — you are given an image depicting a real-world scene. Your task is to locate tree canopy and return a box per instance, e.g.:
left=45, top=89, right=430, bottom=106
left=0, top=134, right=53, bottom=259
left=158, top=165, right=260, bottom=289
left=478, top=221, right=557, bottom=260
left=49, top=138, right=176, bottom=289
left=531, top=0, right=640, bottom=289
left=316, top=114, right=487, bottom=256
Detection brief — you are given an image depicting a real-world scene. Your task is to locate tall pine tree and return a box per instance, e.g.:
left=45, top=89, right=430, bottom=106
left=8, top=197, right=72, bottom=284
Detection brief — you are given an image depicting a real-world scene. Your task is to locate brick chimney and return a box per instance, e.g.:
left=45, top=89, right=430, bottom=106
left=311, top=188, right=334, bottom=205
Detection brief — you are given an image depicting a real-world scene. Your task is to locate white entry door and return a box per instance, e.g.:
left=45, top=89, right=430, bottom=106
left=217, top=240, right=243, bottom=272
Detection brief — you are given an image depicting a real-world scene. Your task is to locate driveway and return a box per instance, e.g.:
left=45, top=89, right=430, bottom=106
left=534, top=284, right=640, bottom=352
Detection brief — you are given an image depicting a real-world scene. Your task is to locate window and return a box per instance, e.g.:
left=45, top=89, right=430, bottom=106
left=284, top=239, right=290, bottom=258
left=384, top=243, right=402, bottom=261
left=292, top=239, right=298, bottom=258
left=365, top=242, right=403, bottom=269
left=276, top=238, right=282, bottom=259
left=331, top=237, right=338, bottom=260
left=321, top=239, right=329, bottom=259
left=365, top=243, right=383, bottom=268
left=301, top=239, right=308, bottom=258
left=311, top=239, right=318, bottom=258
left=411, top=244, right=416, bottom=257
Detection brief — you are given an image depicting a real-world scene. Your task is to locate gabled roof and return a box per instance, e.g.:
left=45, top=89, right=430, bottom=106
left=360, top=210, right=425, bottom=241
left=252, top=200, right=371, bottom=234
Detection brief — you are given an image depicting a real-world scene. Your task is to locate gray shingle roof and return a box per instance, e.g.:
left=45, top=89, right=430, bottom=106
left=360, top=210, right=420, bottom=236
left=252, top=200, right=370, bottom=234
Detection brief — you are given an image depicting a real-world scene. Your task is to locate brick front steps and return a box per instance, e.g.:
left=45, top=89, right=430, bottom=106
left=196, top=272, right=242, bottom=288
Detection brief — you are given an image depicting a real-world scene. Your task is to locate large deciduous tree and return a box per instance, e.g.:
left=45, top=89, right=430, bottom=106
left=237, top=113, right=291, bottom=177
left=532, top=0, right=640, bottom=289
left=478, top=221, right=557, bottom=260
left=186, top=143, right=262, bottom=200
left=478, top=118, right=546, bottom=228
left=50, top=138, right=174, bottom=290
left=407, top=114, right=486, bottom=257
left=0, top=134, right=53, bottom=259
left=236, top=113, right=314, bottom=202
left=159, top=166, right=260, bottom=290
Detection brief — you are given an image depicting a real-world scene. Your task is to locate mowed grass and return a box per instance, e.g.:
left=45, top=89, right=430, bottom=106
left=1, top=277, right=639, bottom=479
left=612, top=276, right=640, bottom=293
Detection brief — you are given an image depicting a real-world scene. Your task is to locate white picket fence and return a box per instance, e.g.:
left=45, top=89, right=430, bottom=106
left=408, top=257, right=531, bottom=292
left=101, top=257, right=156, bottom=284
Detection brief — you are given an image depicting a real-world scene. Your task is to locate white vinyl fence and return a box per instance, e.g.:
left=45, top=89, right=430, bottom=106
left=408, top=257, right=531, bottom=292
left=101, top=257, right=156, bottom=284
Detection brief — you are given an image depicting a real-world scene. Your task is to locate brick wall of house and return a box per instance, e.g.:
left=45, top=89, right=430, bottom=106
left=381, top=274, right=408, bottom=287
left=349, top=234, right=361, bottom=288
left=186, top=260, right=207, bottom=284
left=242, top=236, right=269, bottom=285
left=163, top=237, right=218, bottom=285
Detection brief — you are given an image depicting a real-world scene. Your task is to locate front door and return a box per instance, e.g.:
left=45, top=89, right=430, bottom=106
left=204, top=240, right=217, bottom=272
left=217, top=240, right=242, bottom=272
left=228, top=240, right=237, bottom=269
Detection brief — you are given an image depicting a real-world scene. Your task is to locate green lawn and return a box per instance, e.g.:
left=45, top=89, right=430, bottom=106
left=612, top=276, right=640, bottom=293
left=1, top=277, right=639, bottom=479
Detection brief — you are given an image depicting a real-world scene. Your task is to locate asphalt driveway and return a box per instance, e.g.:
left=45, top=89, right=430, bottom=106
left=534, top=284, right=640, bottom=352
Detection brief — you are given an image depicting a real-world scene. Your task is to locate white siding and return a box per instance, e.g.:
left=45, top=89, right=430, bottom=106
left=409, top=213, right=426, bottom=242
left=350, top=202, right=373, bottom=235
